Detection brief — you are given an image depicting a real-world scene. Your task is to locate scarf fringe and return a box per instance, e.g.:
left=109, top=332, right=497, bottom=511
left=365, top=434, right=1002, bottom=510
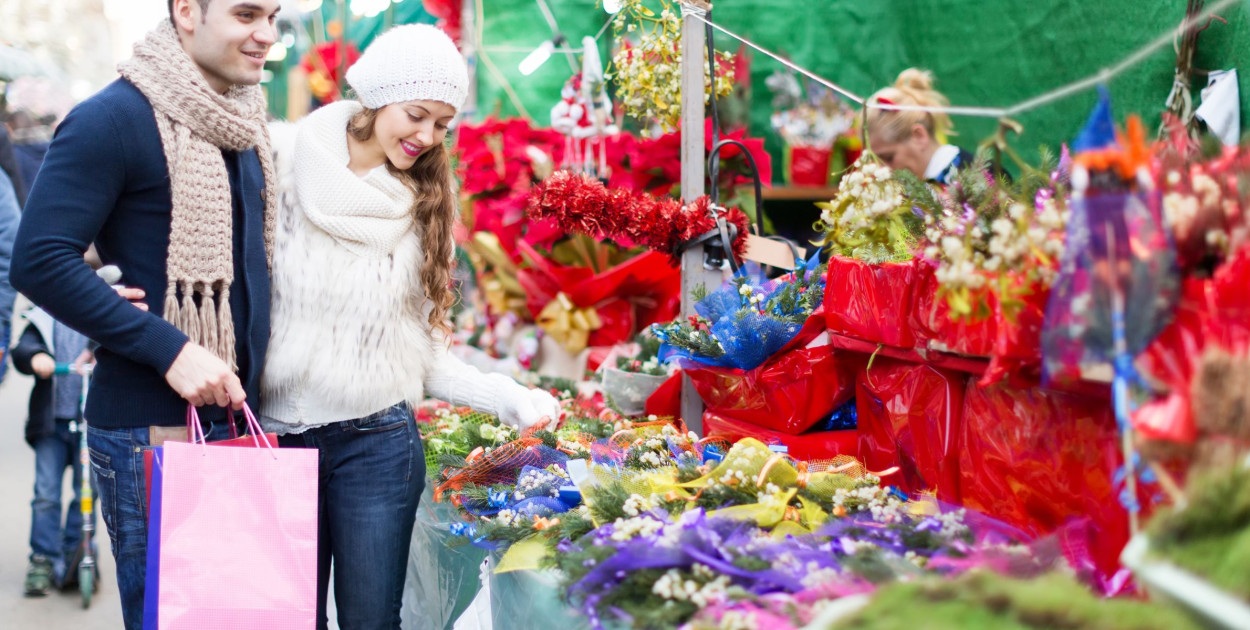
left=163, top=280, right=238, bottom=369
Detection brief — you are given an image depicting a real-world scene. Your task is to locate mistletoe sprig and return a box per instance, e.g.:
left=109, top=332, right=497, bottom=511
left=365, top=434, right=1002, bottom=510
left=814, top=155, right=922, bottom=263
left=608, top=0, right=736, bottom=133
left=909, top=151, right=1069, bottom=320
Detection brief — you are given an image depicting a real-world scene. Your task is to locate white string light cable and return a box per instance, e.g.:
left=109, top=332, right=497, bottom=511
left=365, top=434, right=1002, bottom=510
left=685, top=0, right=1246, bottom=119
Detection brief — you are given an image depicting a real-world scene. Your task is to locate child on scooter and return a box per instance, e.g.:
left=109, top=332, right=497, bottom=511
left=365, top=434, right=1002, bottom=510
left=12, top=306, right=95, bottom=596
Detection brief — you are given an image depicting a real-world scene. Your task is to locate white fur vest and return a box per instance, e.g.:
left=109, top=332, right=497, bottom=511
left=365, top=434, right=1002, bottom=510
left=261, top=101, right=513, bottom=432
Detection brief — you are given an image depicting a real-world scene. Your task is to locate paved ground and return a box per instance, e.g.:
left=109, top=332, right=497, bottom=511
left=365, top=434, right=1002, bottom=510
left=0, top=369, right=124, bottom=629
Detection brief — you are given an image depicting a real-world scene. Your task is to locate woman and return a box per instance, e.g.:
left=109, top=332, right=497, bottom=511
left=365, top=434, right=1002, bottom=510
left=262, top=25, right=560, bottom=629
left=865, top=68, right=973, bottom=185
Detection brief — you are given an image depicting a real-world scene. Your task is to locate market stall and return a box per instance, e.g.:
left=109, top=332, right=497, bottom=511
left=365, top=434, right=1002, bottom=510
left=255, top=1, right=1250, bottom=628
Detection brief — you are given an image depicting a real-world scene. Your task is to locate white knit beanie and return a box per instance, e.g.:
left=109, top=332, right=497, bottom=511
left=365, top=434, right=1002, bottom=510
left=346, top=24, right=469, bottom=111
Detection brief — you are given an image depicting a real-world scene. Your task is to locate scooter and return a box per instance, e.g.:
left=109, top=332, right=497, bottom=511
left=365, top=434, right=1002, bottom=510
left=53, top=362, right=96, bottom=609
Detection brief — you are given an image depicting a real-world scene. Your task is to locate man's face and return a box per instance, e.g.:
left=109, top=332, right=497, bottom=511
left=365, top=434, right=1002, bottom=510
left=174, top=0, right=280, bottom=93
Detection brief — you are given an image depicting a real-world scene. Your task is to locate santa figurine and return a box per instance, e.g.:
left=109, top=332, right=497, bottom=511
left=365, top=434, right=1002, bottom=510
left=550, top=37, right=619, bottom=179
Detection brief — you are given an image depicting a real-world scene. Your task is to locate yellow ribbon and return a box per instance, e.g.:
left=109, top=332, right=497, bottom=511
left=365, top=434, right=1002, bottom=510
left=468, top=233, right=530, bottom=319
left=537, top=293, right=602, bottom=354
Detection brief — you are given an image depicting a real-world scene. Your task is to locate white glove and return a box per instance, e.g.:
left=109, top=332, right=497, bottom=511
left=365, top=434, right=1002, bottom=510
left=497, top=386, right=562, bottom=430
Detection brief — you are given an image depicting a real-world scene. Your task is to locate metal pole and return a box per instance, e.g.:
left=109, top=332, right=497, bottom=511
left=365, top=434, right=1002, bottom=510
left=460, top=0, right=479, bottom=120
left=680, top=0, right=712, bottom=435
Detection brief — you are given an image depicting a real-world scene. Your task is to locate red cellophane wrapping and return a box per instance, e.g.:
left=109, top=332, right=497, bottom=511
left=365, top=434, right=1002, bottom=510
left=1133, top=277, right=1211, bottom=443
left=703, top=411, right=858, bottom=461
left=855, top=358, right=967, bottom=503
left=909, top=262, right=1046, bottom=387
left=644, top=372, right=683, bottom=419
left=1133, top=247, right=1250, bottom=442
left=515, top=241, right=680, bottom=348
left=958, top=382, right=1158, bottom=577
left=1210, top=244, right=1250, bottom=353
left=908, top=260, right=995, bottom=357
left=684, top=316, right=857, bottom=435
left=823, top=256, right=916, bottom=349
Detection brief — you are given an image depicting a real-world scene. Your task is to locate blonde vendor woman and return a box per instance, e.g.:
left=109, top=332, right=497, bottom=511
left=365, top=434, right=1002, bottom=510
left=865, top=68, right=975, bottom=185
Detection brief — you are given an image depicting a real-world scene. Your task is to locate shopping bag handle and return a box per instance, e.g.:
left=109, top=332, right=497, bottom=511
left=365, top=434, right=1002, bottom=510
left=185, top=403, right=275, bottom=454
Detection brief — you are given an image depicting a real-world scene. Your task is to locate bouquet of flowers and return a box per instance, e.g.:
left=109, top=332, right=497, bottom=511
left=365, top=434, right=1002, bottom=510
left=911, top=154, right=1068, bottom=316
left=906, top=153, right=1069, bottom=383
left=550, top=438, right=992, bottom=629
left=651, top=256, right=826, bottom=370
left=766, top=69, right=858, bottom=187
left=601, top=334, right=673, bottom=417
left=813, top=156, right=919, bottom=264
left=655, top=259, right=853, bottom=434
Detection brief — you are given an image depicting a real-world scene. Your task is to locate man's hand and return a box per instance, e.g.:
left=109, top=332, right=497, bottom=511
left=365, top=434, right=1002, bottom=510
left=31, top=353, right=55, bottom=379
left=164, top=343, right=245, bottom=409
left=114, top=286, right=148, bottom=312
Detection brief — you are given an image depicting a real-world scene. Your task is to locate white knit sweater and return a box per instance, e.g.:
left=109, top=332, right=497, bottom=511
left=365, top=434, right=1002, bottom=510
left=260, top=101, right=522, bottom=432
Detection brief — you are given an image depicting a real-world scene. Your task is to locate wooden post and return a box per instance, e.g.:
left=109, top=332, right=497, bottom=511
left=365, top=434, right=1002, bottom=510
left=680, top=0, right=713, bottom=436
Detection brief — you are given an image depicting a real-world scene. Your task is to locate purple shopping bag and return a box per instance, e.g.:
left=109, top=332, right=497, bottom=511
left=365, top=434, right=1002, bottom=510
left=144, top=447, right=165, bottom=630
left=151, top=406, right=318, bottom=629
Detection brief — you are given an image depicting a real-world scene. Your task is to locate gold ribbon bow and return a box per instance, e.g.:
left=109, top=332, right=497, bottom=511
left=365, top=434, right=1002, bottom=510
left=537, top=292, right=602, bottom=354
left=468, top=232, right=530, bottom=319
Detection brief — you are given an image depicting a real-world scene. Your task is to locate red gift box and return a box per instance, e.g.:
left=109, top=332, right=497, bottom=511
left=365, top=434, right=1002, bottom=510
left=685, top=316, right=857, bottom=435
left=958, top=382, right=1157, bottom=577
left=703, top=411, right=857, bottom=462
left=855, top=358, right=967, bottom=502
left=824, top=256, right=916, bottom=349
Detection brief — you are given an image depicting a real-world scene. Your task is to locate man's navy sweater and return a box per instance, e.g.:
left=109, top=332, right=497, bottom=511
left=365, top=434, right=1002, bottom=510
left=11, top=79, right=271, bottom=430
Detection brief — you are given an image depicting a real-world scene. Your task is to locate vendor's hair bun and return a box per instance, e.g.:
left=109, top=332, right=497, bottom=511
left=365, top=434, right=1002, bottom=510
left=865, top=67, right=954, bottom=144
left=895, top=68, right=935, bottom=93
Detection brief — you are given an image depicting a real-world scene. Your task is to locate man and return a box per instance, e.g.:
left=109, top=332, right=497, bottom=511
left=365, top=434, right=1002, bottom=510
left=7, top=109, right=54, bottom=189
left=11, top=1, right=280, bottom=626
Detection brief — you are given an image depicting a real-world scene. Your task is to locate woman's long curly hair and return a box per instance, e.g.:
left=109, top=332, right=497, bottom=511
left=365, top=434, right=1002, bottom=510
left=347, top=107, right=456, bottom=338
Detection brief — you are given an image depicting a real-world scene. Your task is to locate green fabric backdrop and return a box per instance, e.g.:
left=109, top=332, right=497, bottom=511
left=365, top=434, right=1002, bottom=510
left=475, top=0, right=1250, bottom=181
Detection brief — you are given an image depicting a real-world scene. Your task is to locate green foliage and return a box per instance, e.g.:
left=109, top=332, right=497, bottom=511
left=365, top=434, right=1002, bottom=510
left=436, top=452, right=470, bottom=470
left=831, top=571, right=1202, bottom=629
left=1148, top=464, right=1250, bottom=600
left=532, top=429, right=560, bottom=450
left=586, top=479, right=635, bottom=525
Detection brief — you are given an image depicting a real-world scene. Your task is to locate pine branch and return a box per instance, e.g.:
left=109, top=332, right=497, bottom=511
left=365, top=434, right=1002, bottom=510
left=437, top=453, right=470, bottom=470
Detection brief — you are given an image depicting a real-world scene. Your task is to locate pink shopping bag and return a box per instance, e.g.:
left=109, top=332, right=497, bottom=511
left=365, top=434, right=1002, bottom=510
left=153, top=406, right=318, bottom=629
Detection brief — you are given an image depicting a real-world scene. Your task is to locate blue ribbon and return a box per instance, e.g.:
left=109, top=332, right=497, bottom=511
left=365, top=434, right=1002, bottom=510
left=702, top=444, right=725, bottom=464
left=488, top=490, right=510, bottom=509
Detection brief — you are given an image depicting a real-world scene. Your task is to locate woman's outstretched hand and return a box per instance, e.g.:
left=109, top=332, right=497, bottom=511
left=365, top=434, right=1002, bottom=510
left=498, top=387, right=562, bottom=430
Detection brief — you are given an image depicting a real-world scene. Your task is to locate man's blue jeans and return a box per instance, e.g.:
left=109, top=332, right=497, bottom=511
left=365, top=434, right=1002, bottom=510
left=30, top=418, right=95, bottom=583
left=278, top=403, right=425, bottom=630
left=88, top=419, right=235, bottom=630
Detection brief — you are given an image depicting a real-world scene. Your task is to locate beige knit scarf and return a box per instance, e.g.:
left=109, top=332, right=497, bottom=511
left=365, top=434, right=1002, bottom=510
left=117, top=22, right=276, bottom=370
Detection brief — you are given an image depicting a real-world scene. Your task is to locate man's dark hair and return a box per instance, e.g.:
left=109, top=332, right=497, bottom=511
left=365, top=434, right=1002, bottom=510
left=168, top=0, right=211, bottom=27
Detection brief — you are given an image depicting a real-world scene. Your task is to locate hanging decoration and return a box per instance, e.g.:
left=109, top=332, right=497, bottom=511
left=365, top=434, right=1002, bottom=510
left=527, top=170, right=750, bottom=266
left=550, top=37, right=620, bottom=179
left=607, top=0, right=735, bottom=133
